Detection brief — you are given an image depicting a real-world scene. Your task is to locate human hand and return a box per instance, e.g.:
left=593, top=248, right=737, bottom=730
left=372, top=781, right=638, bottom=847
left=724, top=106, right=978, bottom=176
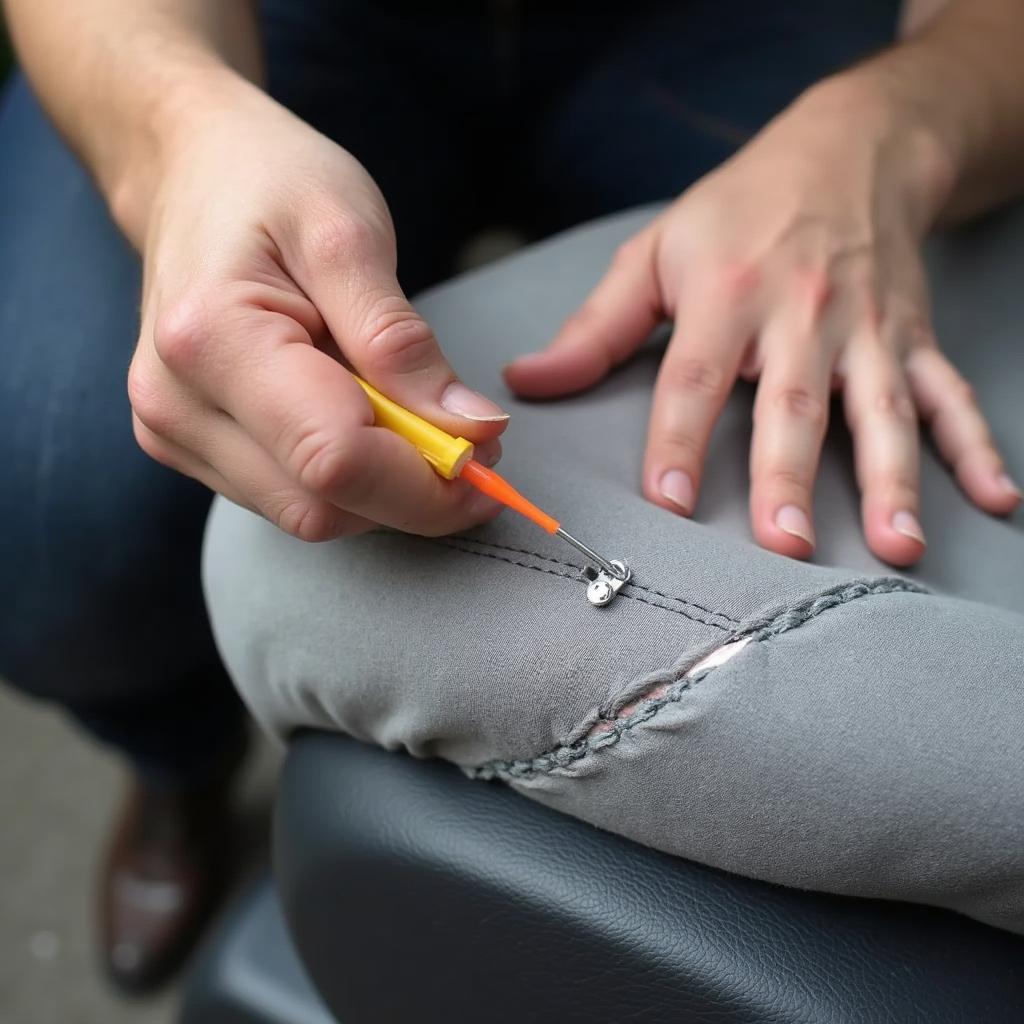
left=127, top=78, right=507, bottom=541
left=505, top=79, right=1020, bottom=565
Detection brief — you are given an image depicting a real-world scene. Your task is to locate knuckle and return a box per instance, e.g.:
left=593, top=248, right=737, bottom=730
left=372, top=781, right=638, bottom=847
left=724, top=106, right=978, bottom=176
left=130, top=414, right=159, bottom=458
left=903, top=312, right=935, bottom=348
left=854, top=323, right=886, bottom=353
left=611, top=235, right=645, bottom=267
left=665, top=357, right=728, bottom=399
left=711, top=259, right=761, bottom=301
left=275, top=497, right=341, bottom=543
left=152, top=300, right=210, bottom=373
left=764, top=466, right=810, bottom=493
left=871, top=471, right=918, bottom=503
left=126, top=359, right=174, bottom=436
left=290, top=427, right=364, bottom=500
left=131, top=414, right=178, bottom=470
left=872, top=388, right=917, bottom=426
left=361, top=308, right=437, bottom=373
left=654, top=431, right=703, bottom=463
left=305, top=213, right=379, bottom=268
left=920, top=373, right=974, bottom=428
left=766, top=387, right=827, bottom=427
left=792, top=266, right=832, bottom=315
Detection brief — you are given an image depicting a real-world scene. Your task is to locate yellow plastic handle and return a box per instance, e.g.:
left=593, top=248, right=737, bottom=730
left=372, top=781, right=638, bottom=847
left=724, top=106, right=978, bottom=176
left=353, top=376, right=474, bottom=481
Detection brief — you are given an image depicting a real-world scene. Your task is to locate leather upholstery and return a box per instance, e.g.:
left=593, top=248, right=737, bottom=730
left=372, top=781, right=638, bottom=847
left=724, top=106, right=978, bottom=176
left=275, top=731, right=1024, bottom=1023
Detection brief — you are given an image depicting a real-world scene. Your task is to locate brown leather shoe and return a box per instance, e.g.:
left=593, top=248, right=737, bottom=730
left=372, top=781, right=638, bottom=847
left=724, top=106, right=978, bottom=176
left=99, top=761, right=240, bottom=993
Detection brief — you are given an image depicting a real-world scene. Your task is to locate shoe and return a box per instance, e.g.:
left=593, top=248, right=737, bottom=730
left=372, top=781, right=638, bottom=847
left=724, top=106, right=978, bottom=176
left=99, top=753, right=242, bottom=993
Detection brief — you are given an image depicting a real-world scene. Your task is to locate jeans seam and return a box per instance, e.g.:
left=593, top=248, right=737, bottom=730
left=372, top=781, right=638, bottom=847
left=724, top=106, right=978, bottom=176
left=440, top=532, right=745, bottom=626
left=430, top=537, right=737, bottom=631
left=468, top=576, right=927, bottom=781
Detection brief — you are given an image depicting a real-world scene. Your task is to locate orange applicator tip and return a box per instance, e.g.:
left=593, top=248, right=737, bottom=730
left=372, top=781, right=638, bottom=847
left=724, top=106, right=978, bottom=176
left=459, top=459, right=628, bottom=583
left=459, top=459, right=560, bottom=534
left=350, top=374, right=626, bottom=584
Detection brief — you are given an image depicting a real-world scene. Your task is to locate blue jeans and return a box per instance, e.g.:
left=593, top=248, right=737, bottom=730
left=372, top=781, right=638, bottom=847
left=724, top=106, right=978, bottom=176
left=0, top=0, right=898, bottom=784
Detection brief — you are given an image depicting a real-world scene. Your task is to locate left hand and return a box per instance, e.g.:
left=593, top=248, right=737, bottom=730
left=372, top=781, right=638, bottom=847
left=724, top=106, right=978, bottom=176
left=505, top=78, right=1020, bottom=566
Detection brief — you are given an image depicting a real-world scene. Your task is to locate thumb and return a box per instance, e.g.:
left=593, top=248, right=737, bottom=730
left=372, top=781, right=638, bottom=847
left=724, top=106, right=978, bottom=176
left=504, top=228, right=663, bottom=400
left=297, top=225, right=509, bottom=444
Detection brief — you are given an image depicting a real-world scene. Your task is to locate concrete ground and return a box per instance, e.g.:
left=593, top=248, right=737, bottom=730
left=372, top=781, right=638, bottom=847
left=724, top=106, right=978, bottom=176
left=0, top=682, right=280, bottom=1024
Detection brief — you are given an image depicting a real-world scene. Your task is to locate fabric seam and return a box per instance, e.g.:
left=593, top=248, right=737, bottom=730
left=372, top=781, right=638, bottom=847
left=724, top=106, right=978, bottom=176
left=469, top=577, right=926, bottom=781
left=448, top=537, right=742, bottom=624
left=428, top=536, right=740, bottom=631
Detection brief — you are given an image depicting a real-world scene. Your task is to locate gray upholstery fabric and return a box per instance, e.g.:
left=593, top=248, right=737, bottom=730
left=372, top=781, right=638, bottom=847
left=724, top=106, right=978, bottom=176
left=203, top=204, right=1024, bottom=933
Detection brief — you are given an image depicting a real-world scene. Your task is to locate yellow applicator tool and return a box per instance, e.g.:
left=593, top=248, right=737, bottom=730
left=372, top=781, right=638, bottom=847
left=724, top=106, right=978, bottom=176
left=353, top=376, right=629, bottom=593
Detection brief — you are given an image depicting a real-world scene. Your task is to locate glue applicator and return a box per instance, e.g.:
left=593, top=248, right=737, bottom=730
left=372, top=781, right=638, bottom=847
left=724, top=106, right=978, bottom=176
left=353, top=376, right=628, bottom=583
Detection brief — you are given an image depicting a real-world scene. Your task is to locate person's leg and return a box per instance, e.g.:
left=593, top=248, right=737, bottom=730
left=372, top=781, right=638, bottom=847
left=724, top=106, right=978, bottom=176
left=0, top=74, right=246, bottom=786
left=0, top=0, right=490, bottom=990
left=204, top=203, right=1024, bottom=936
left=260, top=0, right=498, bottom=295
left=0, top=74, right=249, bottom=991
left=524, top=0, right=900, bottom=232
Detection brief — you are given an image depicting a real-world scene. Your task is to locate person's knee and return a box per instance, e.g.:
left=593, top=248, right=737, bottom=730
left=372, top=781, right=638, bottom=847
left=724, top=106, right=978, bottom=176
left=203, top=493, right=1024, bottom=934
left=499, top=586, right=1024, bottom=933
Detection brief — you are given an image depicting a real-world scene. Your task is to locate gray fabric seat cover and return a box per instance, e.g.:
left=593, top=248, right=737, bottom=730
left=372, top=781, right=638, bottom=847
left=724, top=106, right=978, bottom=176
left=203, top=204, right=1024, bottom=934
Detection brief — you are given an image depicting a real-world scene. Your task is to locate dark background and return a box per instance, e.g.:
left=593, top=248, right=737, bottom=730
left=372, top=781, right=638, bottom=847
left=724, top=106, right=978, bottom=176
left=1, top=15, right=11, bottom=82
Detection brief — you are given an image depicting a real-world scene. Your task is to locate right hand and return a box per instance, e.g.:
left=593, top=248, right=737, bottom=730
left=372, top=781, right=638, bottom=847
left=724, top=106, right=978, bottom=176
left=127, top=78, right=509, bottom=541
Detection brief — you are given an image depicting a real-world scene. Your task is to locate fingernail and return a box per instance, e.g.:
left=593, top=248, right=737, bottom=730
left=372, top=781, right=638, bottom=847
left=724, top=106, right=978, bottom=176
left=440, top=382, right=509, bottom=421
left=892, top=510, right=926, bottom=545
left=775, top=504, right=814, bottom=545
left=997, top=473, right=1022, bottom=499
left=659, top=469, right=695, bottom=512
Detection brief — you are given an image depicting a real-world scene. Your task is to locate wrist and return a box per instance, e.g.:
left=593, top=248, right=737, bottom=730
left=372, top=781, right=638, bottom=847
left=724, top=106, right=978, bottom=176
left=105, top=61, right=261, bottom=246
left=793, top=70, right=958, bottom=234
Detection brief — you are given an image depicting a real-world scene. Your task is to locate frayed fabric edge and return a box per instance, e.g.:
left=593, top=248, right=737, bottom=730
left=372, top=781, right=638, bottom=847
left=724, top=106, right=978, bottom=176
left=468, top=576, right=926, bottom=781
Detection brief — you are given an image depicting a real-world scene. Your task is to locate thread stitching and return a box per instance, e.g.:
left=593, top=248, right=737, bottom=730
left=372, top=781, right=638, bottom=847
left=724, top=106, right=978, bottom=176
left=432, top=539, right=735, bottom=632
left=445, top=537, right=742, bottom=625
left=469, top=576, right=926, bottom=781
left=375, top=528, right=742, bottom=625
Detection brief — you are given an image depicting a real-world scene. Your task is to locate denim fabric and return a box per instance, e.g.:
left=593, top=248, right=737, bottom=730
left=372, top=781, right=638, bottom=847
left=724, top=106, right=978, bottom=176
left=0, top=0, right=896, bottom=781
left=0, top=76, right=246, bottom=783
left=205, top=205, right=1024, bottom=933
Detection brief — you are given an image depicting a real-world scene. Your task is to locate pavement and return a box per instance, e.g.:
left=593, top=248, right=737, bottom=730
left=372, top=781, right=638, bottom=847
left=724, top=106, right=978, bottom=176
left=0, top=682, right=280, bottom=1024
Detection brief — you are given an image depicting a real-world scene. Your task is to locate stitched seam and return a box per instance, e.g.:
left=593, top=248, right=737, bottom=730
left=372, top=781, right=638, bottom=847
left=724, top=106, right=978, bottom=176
left=452, top=536, right=741, bottom=622
left=446, top=537, right=742, bottom=625
left=430, top=542, right=582, bottom=586
left=469, top=577, right=927, bottom=781
left=431, top=539, right=734, bottom=632
left=375, top=528, right=742, bottom=626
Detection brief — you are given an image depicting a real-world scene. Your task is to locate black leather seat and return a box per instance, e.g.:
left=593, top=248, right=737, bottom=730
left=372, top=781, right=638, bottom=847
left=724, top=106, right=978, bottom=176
left=256, top=730, right=1024, bottom=1023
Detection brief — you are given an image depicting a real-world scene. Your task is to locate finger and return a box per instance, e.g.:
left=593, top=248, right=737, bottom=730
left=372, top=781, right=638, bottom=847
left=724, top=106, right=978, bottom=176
left=250, top=347, right=504, bottom=535
left=132, top=409, right=374, bottom=543
left=288, top=220, right=508, bottom=443
left=749, top=309, right=834, bottom=560
left=149, top=304, right=502, bottom=535
left=503, top=229, right=662, bottom=399
left=132, top=412, right=242, bottom=500
left=642, top=284, right=752, bottom=516
left=843, top=338, right=924, bottom=567
left=473, top=438, right=503, bottom=468
left=906, top=347, right=1021, bottom=515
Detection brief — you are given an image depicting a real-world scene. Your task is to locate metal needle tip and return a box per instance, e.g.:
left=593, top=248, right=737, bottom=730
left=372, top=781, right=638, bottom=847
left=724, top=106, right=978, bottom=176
left=555, top=527, right=629, bottom=581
